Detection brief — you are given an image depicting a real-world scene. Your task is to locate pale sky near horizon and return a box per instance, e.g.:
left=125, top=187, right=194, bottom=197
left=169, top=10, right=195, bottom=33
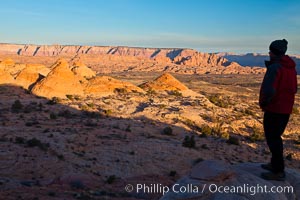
left=1, top=0, right=300, bottom=54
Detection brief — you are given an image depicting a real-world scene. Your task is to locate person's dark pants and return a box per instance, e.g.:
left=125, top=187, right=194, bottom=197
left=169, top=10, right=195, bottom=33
left=263, top=111, right=290, bottom=173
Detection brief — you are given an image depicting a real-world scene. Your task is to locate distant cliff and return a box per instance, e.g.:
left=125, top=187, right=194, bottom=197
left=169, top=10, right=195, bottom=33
left=217, top=52, right=300, bottom=74
left=0, top=43, right=266, bottom=74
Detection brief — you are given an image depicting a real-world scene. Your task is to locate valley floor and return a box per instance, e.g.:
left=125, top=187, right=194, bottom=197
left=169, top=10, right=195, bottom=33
left=0, top=73, right=300, bottom=199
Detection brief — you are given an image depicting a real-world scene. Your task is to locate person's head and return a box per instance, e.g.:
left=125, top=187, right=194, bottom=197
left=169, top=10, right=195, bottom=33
left=269, top=39, right=288, bottom=58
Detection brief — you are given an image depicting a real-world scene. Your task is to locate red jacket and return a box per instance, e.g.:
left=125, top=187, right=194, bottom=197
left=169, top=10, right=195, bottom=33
left=259, top=55, right=297, bottom=114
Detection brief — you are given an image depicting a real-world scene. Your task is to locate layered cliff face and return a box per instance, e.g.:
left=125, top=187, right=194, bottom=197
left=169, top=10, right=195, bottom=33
left=0, top=44, right=266, bottom=74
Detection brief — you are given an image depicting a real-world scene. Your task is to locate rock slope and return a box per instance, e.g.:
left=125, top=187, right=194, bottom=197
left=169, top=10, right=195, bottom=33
left=160, top=160, right=300, bottom=200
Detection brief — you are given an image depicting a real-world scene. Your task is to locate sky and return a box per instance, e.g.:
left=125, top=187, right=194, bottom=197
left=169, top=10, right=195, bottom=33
left=1, top=0, right=300, bottom=54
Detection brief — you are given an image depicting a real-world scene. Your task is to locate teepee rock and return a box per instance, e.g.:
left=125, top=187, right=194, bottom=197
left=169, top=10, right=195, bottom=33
left=84, top=76, right=144, bottom=97
left=71, top=61, right=96, bottom=79
left=139, top=73, right=188, bottom=91
left=0, top=58, right=15, bottom=67
left=0, top=69, right=15, bottom=84
left=15, top=64, right=49, bottom=90
left=31, top=59, right=84, bottom=99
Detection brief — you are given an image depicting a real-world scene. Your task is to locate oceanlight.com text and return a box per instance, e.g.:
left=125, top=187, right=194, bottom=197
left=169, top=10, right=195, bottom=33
left=125, top=183, right=294, bottom=196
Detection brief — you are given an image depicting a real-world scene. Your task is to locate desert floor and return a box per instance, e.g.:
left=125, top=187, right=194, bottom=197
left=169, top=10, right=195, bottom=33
left=0, top=73, right=299, bottom=200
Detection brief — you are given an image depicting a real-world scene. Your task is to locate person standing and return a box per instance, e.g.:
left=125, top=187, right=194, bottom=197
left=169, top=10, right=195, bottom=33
left=259, top=39, right=297, bottom=181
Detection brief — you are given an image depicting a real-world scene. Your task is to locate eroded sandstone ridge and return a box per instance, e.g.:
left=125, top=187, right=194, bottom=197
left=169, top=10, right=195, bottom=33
left=0, top=43, right=265, bottom=74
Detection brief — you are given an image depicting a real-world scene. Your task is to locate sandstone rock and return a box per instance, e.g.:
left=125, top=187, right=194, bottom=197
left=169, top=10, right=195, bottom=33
left=31, top=59, right=84, bottom=99
left=6, top=64, right=27, bottom=77
left=15, top=64, right=49, bottom=89
left=190, top=160, right=234, bottom=181
left=49, top=58, right=69, bottom=69
left=84, top=76, right=144, bottom=97
left=0, top=69, right=15, bottom=84
left=139, top=73, right=188, bottom=91
left=0, top=58, right=15, bottom=67
left=27, top=64, right=50, bottom=77
left=71, top=60, right=96, bottom=79
left=0, top=58, right=16, bottom=83
left=15, top=71, right=41, bottom=90
left=160, top=160, right=300, bottom=200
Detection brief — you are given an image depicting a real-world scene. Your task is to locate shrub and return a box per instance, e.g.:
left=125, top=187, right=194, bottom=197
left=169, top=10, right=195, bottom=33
left=74, top=95, right=81, bottom=101
left=200, top=125, right=213, bottom=136
left=146, top=89, right=157, bottom=95
left=47, top=97, right=61, bottom=105
left=66, top=94, right=74, bottom=100
left=114, top=88, right=127, bottom=94
left=162, top=126, right=173, bottom=135
left=47, top=191, right=56, bottom=197
left=182, top=135, right=196, bottom=148
left=125, top=125, right=131, bottom=132
left=207, top=94, right=230, bottom=108
left=248, top=126, right=264, bottom=142
left=58, top=109, right=72, bottom=118
left=86, top=103, right=95, bottom=108
left=169, top=90, right=182, bottom=97
left=15, top=136, right=25, bottom=144
left=182, top=118, right=202, bottom=132
left=292, top=107, right=299, bottom=115
left=25, top=121, right=40, bottom=127
left=50, top=112, right=57, bottom=119
left=244, top=108, right=255, bottom=116
left=169, top=171, right=177, bottom=177
left=201, top=114, right=213, bottom=122
left=158, top=104, right=167, bottom=109
left=226, top=136, right=240, bottom=145
left=104, top=109, right=112, bottom=116
left=106, top=175, right=116, bottom=184
left=201, top=144, right=209, bottom=149
left=11, top=100, right=23, bottom=112
left=216, top=130, right=229, bottom=139
left=84, top=119, right=97, bottom=127
left=212, top=122, right=228, bottom=138
left=80, top=105, right=89, bottom=111
left=57, top=154, right=65, bottom=161
left=294, top=136, right=300, bottom=144
left=26, top=138, right=49, bottom=151
left=83, top=111, right=103, bottom=119
left=286, top=153, right=293, bottom=161
left=23, top=105, right=34, bottom=113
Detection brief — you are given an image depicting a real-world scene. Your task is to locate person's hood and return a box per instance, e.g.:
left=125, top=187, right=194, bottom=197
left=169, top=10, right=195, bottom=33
left=280, top=55, right=296, bottom=69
